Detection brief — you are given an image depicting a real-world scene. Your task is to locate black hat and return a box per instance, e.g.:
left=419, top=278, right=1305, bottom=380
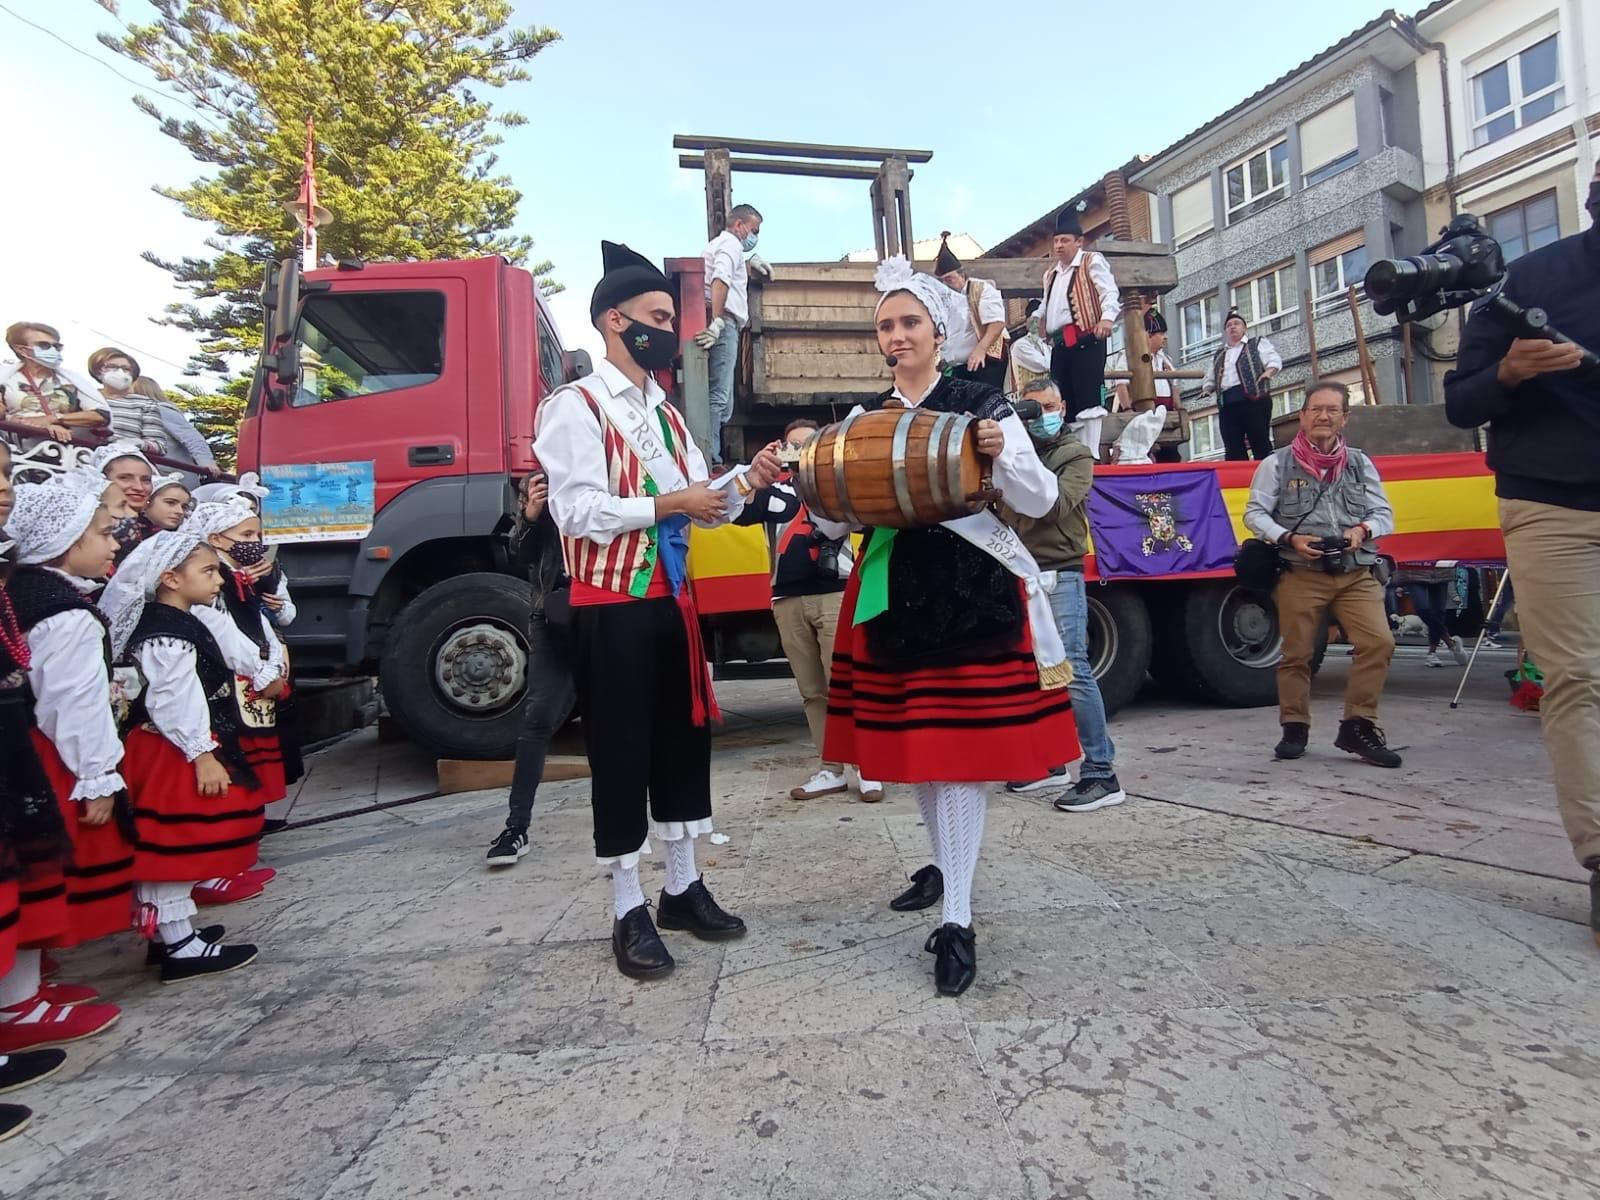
left=1025, top=298, right=1042, bottom=316
left=1224, top=308, right=1248, bottom=328
left=1144, top=308, right=1168, bottom=335
left=934, top=230, right=961, bottom=275
left=1054, top=208, right=1084, bottom=237
left=589, top=240, right=673, bottom=322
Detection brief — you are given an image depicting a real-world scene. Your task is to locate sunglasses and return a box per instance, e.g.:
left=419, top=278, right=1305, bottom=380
left=27, top=341, right=64, bottom=351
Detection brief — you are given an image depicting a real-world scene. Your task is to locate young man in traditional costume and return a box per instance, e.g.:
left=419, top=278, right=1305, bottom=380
left=935, top=232, right=1008, bottom=387
left=535, top=242, right=782, bottom=980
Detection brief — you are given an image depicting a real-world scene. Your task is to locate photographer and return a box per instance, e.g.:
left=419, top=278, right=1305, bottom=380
left=1244, top=381, right=1399, bottom=767
left=1444, top=174, right=1600, bottom=945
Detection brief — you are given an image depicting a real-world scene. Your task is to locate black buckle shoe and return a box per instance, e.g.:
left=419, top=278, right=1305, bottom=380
left=1274, top=722, right=1309, bottom=760
left=613, top=904, right=676, bottom=979
left=889, top=864, right=944, bottom=912
left=1334, top=718, right=1402, bottom=768
left=656, top=878, right=746, bottom=942
left=924, top=923, right=977, bottom=997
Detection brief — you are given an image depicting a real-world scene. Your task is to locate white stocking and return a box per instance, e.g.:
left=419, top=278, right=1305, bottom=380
left=611, top=863, right=645, bottom=920
left=913, top=783, right=941, bottom=865
left=660, top=835, right=698, bottom=897
left=933, top=782, right=986, bottom=929
left=0, top=951, right=42, bottom=1008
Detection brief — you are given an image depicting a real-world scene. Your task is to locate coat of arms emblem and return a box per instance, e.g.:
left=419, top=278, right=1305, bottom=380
left=1137, top=491, right=1194, bottom=557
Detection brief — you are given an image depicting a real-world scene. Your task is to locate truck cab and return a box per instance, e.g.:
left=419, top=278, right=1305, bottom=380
left=239, top=256, right=581, bottom=759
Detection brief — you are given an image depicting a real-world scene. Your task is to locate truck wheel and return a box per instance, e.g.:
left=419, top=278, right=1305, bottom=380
left=379, top=572, right=532, bottom=760
left=1167, top=581, right=1283, bottom=707
left=1084, top=585, right=1152, bottom=718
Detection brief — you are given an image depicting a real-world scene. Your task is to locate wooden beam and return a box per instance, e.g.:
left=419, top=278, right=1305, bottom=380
left=704, top=147, right=731, bottom=242
left=674, top=134, right=933, bottom=163
left=964, top=253, right=1179, bottom=296
left=678, top=154, right=883, bottom=180
left=1350, top=284, right=1381, bottom=404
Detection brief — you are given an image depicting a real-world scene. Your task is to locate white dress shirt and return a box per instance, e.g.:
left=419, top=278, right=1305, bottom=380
left=194, top=604, right=281, bottom=692
left=535, top=357, right=746, bottom=547
left=1206, top=337, right=1284, bottom=392
left=26, top=598, right=125, bottom=800
left=1041, top=250, right=1122, bottom=334
left=939, top=279, right=1006, bottom=365
left=268, top=576, right=296, bottom=627
left=703, top=230, right=750, bottom=324
left=1108, top=348, right=1179, bottom=402
left=136, top=638, right=218, bottom=762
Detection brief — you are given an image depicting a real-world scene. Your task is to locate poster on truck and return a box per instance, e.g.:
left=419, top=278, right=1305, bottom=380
left=260, top=461, right=376, bottom=544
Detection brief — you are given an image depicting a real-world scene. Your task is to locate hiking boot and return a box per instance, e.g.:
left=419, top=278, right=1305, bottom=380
left=1274, top=723, right=1309, bottom=760
left=1054, top=775, right=1126, bottom=813
left=1335, top=718, right=1402, bottom=768
left=485, top=825, right=530, bottom=868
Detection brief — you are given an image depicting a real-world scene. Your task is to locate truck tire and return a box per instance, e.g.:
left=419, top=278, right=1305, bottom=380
left=379, top=572, right=533, bottom=760
left=1158, top=581, right=1283, bottom=707
left=1084, top=585, right=1152, bottom=718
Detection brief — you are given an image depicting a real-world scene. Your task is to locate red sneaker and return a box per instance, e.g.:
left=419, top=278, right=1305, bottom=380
left=0, top=999, right=121, bottom=1052
left=192, top=867, right=275, bottom=907
left=36, top=981, right=99, bottom=1007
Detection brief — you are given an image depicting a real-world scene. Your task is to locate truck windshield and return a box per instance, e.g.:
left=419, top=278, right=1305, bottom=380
left=293, top=291, right=446, bottom=407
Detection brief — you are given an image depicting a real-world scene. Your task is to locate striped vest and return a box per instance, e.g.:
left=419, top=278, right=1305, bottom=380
left=559, top=387, right=694, bottom=598
left=1043, top=253, right=1105, bottom=332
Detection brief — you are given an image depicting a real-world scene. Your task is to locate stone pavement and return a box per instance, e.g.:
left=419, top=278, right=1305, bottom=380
left=3, top=648, right=1597, bottom=1199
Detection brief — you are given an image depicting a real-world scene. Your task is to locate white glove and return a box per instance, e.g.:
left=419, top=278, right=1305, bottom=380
left=747, top=253, right=772, bottom=278
left=693, top=316, right=726, bottom=349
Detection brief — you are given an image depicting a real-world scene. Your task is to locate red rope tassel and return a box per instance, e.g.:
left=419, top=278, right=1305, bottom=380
left=676, top=589, right=721, bottom=727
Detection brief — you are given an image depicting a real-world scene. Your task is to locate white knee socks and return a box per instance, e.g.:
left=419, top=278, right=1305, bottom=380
left=933, top=782, right=986, bottom=929
left=661, top=835, right=698, bottom=897
left=0, top=951, right=42, bottom=1008
left=611, top=862, right=646, bottom=919
left=914, top=783, right=942, bottom=863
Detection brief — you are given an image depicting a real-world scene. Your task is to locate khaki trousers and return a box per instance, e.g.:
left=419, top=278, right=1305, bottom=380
left=1275, top=566, right=1395, bottom=725
left=1500, top=499, right=1600, bottom=869
left=773, top=591, right=845, bottom=773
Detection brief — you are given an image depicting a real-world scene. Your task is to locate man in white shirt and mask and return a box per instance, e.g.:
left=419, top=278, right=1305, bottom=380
left=1201, top=309, right=1283, bottom=461
left=693, top=204, right=769, bottom=467
left=934, top=232, right=1007, bottom=387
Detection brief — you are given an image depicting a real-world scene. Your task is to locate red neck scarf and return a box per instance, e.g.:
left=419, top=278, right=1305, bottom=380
left=1290, top=430, right=1347, bottom=483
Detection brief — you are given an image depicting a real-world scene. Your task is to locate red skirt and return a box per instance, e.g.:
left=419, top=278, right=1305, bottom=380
left=822, top=572, right=1079, bottom=784
left=30, top=731, right=136, bottom=946
left=15, top=862, right=66, bottom=949
left=0, top=877, right=17, bottom=977
left=125, top=728, right=263, bottom=882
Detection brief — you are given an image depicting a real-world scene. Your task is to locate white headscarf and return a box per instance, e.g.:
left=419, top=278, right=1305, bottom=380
left=185, top=497, right=258, bottom=541
left=88, top=442, right=154, bottom=476
left=98, top=529, right=208, bottom=657
left=8, top=476, right=105, bottom=565
left=191, top=471, right=268, bottom=511
left=149, top=472, right=188, bottom=499
left=873, top=255, right=955, bottom=339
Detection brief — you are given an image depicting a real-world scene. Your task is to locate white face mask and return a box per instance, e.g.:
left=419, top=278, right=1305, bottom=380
left=27, top=346, right=63, bottom=369
left=99, top=368, right=134, bottom=390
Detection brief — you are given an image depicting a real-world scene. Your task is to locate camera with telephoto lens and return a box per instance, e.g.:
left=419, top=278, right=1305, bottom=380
left=1311, top=534, right=1351, bottom=574
left=1364, top=214, right=1505, bottom=325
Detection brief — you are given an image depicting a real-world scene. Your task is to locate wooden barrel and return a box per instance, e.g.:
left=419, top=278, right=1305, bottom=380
left=793, top=407, right=982, bottom=528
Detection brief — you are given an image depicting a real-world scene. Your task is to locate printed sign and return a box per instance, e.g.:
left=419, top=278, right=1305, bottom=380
left=260, top=461, right=376, bottom=544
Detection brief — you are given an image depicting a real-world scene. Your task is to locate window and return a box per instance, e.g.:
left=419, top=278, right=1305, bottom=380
left=1271, top=386, right=1306, bottom=420
left=1225, top=139, right=1289, bottom=223
left=1188, top=412, right=1224, bottom=461
left=1322, top=369, right=1368, bottom=407
left=1179, top=293, right=1222, bottom=364
left=1310, top=232, right=1369, bottom=316
left=1170, top=177, right=1214, bottom=247
left=536, top=316, right=564, bottom=393
left=1486, top=192, right=1560, bottom=262
left=293, top=291, right=446, bottom=407
left=1230, top=262, right=1299, bottom=334
left=1300, top=98, right=1359, bottom=187
left=1106, top=319, right=1127, bottom=358
left=1471, top=33, right=1564, bottom=147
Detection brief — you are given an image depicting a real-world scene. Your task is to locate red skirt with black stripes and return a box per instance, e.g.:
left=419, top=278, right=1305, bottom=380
left=124, top=728, right=262, bottom=881
left=30, top=730, right=135, bottom=946
left=0, top=877, right=17, bottom=977
left=822, top=573, right=1079, bottom=784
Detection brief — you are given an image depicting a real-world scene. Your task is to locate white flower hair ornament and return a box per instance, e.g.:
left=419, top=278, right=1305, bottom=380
left=873, top=255, right=950, bottom=340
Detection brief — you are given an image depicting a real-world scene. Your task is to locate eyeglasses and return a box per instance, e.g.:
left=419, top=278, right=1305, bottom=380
left=26, top=341, right=64, bottom=351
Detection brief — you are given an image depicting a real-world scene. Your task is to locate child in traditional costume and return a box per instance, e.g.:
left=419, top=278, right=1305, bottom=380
left=823, top=257, right=1080, bottom=997
left=101, top=532, right=260, bottom=982
left=0, top=476, right=130, bottom=1048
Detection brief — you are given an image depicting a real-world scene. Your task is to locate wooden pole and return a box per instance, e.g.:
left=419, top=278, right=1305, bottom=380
left=1303, top=288, right=1320, bottom=378
left=1349, top=284, right=1380, bottom=405
left=1401, top=320, right=1415, bottom=406
left=703, top=147, right=731, bottom=241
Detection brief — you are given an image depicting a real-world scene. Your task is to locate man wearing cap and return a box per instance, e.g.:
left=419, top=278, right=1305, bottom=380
left=935, top=232, right=1008, bottom=387
left=1109, top=308, right=1183, bottom=463
left=535, top=241, right=782, bottom=981
left=1202, top=310, right=1283, bottom=461
left=1040, top=209, right=1121, bottom=416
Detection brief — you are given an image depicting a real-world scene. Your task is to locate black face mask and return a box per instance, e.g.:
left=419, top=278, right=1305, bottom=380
left=620, top=320, right=678, bottom=370
left=225, top=538, right=270, bottom=567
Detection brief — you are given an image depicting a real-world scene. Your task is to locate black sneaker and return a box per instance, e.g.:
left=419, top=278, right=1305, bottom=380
left=0, top=1104, right=30, bottom=1143
left=0, top=1049, right=67, bottom=1095
left=1005, top=766, right=1067, bottom=794
left=656, top=878, right=746, bottom=941
left=146, top=924, right=225, bottom=967
left=1334, top=718, right=1402, bottom=768
left=160, top=938, right=259, bottom=985
left=1274, top=722, right=1309, bottom=760
left=1054, top=775, right=1126, bottom=813
left=486, top=826, right=529, bottom=868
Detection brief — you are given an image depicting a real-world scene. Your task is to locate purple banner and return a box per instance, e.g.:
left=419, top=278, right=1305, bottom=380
left=1085, top=470, right=1238, bottom=578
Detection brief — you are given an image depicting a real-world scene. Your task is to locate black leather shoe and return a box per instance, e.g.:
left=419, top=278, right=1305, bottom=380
left=656, top=878, right=746, bottom=941
left=613, top=904, right=675, bottom=978
left=924, top=923, right=977, bottom=997
left=1274, top=722, right=1309, bottom=760
left=889, top=864, right=943, bottom=912
left=1334, top=717, right=1402, bottom=768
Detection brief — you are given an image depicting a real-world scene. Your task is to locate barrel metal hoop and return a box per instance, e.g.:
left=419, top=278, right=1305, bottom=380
left=890, top=410, right=917, bottom=524
left=794, top=429, right=820, bottom=511
left=947, top=413, right=973, bottom=507
left=925, top=411, right=951, bottom=514
left=831, top=410, right=861, bottom=526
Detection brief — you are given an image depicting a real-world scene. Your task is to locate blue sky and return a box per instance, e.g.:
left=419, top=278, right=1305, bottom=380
left=3, top=0, right=1392, bottom=369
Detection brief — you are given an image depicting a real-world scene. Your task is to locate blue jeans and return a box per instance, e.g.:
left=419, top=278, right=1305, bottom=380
left=1048, top=571, right=1115, bottom=779
left=1406, top=580, right=1452, bottom=649
left=705, top=315, right=742, bottom=464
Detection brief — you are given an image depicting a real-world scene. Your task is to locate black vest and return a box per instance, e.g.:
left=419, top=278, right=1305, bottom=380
left=0, top=591, right=70, bottom=874
left=218, top=563, right=271, bottom=654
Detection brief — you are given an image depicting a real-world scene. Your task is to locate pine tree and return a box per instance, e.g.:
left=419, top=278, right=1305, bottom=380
left=97, top=0, right=561, bottom=464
